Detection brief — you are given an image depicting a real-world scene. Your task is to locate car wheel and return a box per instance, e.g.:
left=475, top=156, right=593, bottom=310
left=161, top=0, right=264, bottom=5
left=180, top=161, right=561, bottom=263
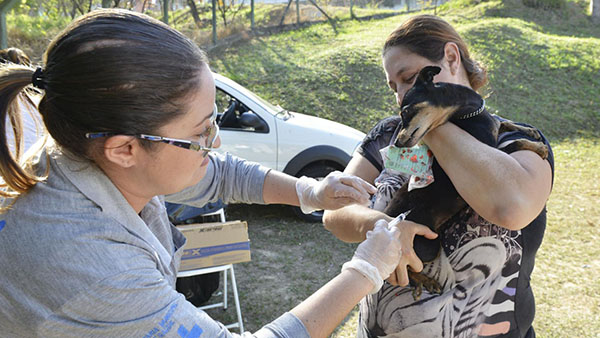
left=292, top=162, right=342, bottom=223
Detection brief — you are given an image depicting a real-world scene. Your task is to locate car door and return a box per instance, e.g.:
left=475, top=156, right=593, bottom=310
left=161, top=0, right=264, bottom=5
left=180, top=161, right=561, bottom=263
left=214, top=81, right=278, bottom=170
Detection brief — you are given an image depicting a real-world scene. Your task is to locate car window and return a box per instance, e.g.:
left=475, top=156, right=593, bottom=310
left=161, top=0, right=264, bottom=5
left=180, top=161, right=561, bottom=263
left=215, top=88, right=231, bottom=116
left=216, top=88, right=269, bottom=133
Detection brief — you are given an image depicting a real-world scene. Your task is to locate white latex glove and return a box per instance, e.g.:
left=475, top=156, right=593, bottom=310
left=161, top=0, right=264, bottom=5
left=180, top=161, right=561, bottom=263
left=342, top=217, right=403, bottom=294
left=295, top=171, right=377, bottom=214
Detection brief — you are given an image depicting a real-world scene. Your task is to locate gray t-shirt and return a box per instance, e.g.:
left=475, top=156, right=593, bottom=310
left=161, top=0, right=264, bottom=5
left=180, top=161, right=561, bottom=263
left=0, top=147, right=309, bottom=338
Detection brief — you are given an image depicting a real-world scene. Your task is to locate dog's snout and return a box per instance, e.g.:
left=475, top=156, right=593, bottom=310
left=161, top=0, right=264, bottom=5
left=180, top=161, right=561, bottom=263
left=395, top=127, right=419, bottom=148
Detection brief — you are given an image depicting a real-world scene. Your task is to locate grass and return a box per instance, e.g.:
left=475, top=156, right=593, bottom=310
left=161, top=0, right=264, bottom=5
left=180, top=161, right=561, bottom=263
left=532, top=138, right=600, bottom=337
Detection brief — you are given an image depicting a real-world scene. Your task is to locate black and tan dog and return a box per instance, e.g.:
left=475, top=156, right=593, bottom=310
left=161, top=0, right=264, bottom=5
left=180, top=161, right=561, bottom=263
left=383, top=66, right=548, bottom=299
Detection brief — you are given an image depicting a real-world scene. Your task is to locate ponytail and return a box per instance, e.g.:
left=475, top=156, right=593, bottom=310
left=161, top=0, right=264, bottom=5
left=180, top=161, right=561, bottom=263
left=0, top=64, right=47, bottom=204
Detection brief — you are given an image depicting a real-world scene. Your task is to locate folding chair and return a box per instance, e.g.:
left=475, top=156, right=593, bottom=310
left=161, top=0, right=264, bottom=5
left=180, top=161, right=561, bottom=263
left=168, top=201, right=244, bottom=333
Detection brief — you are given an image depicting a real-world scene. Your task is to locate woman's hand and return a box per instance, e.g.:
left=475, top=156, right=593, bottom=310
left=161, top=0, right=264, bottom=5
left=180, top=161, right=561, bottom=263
left=296, top=171, right=377, bottom=214
left=386, top=220, right=438, bottom=286
left=342, top=219, right=402, bottom=293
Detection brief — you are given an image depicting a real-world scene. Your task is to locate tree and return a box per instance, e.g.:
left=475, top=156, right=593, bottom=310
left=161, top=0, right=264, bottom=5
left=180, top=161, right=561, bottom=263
left=187, top=0, right=202, bottom=28
left=592, top=0, right=599, bottom=22
left=0, top=0, right=20, bottom=49
left=216, top=0, right=244, bottom=27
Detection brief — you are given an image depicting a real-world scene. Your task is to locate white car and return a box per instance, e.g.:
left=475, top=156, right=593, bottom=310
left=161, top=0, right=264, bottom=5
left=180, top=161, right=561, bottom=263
left=213, top=73, right=366, bottom=221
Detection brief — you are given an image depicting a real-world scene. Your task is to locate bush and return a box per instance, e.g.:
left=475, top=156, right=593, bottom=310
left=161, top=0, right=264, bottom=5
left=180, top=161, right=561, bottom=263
left=7, top=13, right=70, bottom=60
left=522, top=0, right=565, bottom=9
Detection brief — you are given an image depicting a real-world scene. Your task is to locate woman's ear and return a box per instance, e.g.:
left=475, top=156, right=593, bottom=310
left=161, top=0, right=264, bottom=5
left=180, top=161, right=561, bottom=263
left=102, top=135, right=138, bottom=168
left=443, top=42, right=462, bottom=76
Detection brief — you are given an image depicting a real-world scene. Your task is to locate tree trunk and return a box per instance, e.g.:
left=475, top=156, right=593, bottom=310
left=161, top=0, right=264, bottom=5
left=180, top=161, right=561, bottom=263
left=71, top=0, right=87, bottom=16
left=592, top=0, right=599, bottom=22
left=70, top=0, right=78, bottom=18
left=187, top=0, right=203, bottom=28
left=162, top=0, right=169, bottom=24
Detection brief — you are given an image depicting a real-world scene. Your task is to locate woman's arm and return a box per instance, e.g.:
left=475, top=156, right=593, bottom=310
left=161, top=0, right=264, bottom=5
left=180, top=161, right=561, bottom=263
left=323, top=153, right=391, bottom=242
left=423, top=122, right=553, bottom=230
left=291, top=268, right=373, bottom=337
left=262, top=168, right=376, bottom=211
left=261, top=169, right=300, bottom=205
left=291, top=219, right=404, bottom=337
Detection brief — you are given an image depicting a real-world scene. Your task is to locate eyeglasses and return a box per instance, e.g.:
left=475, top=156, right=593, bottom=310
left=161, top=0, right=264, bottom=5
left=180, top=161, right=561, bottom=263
left=85, top=104, right=220, bottom=156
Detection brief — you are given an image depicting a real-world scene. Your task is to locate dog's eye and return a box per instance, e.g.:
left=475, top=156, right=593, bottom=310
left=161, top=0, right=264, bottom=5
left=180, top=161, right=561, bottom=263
left=401, top=105, right=411, bottom=113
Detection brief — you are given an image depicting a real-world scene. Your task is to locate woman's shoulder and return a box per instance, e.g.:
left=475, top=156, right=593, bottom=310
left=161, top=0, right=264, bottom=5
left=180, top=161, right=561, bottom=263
left=357, top=116, right=402, bottom=172
left=363, top=116, right=402, bottom=144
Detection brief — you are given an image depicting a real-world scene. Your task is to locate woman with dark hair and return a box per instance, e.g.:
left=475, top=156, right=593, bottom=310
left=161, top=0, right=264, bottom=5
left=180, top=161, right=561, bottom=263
left=0, top=47, right=32, bottom=66
left=0, top=9, right=426, bottom=337
left=0, top=47, right=44, bottom=157
left=324, top=15, right=554, bottom=337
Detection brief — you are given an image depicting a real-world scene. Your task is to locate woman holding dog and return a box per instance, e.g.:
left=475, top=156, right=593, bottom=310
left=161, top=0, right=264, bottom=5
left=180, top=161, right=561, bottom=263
left=324, top=15, right=554, bottom=338
left=0, top=9, right=429, bottom=337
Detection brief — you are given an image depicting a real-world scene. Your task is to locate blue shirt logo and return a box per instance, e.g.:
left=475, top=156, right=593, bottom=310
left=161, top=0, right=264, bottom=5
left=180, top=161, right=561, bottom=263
left=178, top=324, right=203, bottom=338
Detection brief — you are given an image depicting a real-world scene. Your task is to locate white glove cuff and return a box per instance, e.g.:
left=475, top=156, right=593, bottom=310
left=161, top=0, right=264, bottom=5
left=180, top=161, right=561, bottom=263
left=342, top=259, right=383, bottom=295
left=295, top=176, right=319, bottom=214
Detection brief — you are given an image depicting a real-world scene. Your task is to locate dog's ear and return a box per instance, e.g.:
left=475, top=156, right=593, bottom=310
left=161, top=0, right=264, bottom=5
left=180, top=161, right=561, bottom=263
left=416, top=66, right=441, bottom=86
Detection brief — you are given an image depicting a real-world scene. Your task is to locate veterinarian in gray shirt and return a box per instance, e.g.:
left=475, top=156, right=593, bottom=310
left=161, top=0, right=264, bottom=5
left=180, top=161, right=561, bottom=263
left=0, top=9, right=416, bottom=338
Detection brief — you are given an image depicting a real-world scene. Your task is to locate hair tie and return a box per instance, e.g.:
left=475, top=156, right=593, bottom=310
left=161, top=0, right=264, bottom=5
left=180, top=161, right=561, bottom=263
left=31, top=67, right=46, bottom=90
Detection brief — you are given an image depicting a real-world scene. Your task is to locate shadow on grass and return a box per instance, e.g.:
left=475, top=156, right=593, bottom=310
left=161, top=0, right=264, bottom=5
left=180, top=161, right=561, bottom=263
left=481, top=0, right=600, bottom=40
left=462, top=23, right=600, bottom=142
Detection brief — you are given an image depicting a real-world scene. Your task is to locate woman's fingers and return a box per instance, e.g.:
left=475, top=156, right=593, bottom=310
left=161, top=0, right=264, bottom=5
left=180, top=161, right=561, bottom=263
left=396, top=260, right=410, bottom=286
left=386, top=269, right=398, bottom=285
left=328, top=197, right=356, bottom=209
left=407, top=253, right=424, bottom=273
left=339, top=174, right=377, bottom=195
left=318, top=171, right=375, bottom=206
left=331, top=185, right=368, bottom=204
left=415, top=226, right=438, bottom=239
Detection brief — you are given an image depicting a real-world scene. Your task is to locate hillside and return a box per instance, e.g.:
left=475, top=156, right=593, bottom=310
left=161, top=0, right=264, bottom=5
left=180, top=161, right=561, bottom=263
left=207, top=0, right=600, bottom=141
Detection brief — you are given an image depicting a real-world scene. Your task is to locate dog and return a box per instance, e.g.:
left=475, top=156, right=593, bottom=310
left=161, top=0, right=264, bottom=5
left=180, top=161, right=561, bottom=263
left=383, top=66, right=548, bottom=299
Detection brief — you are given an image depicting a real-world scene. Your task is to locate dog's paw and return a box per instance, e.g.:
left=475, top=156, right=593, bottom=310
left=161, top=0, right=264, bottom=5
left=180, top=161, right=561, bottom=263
left=422, top=278, right=442, bottom=295
left=411, top=284, right=423, bottom=301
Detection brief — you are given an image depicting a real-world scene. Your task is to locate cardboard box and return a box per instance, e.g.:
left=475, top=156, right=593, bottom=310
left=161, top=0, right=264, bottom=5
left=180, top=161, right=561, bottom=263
left=177, top=220, right=251, bottom=271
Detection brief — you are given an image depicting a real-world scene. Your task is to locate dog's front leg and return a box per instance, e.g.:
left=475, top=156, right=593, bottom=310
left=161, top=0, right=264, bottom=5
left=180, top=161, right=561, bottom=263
left=383, top=182, right=410, bottom=218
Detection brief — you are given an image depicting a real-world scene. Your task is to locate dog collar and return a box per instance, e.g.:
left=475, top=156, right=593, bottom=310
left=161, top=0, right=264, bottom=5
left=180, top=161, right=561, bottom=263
left=458, top=99, right=486, bottom=120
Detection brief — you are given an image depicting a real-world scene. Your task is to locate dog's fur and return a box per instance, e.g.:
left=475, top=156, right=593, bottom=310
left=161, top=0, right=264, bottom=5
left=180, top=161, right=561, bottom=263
left=383, top=66, right=548, bottom=298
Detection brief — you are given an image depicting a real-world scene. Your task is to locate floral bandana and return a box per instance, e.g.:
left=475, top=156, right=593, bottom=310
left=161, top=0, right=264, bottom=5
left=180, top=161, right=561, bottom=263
left=380, top=143, right=435, bottom=191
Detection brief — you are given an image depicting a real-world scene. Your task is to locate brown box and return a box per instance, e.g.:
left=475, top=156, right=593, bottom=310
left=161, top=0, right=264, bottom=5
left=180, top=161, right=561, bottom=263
left=177, top=220, right=251, bottom=271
